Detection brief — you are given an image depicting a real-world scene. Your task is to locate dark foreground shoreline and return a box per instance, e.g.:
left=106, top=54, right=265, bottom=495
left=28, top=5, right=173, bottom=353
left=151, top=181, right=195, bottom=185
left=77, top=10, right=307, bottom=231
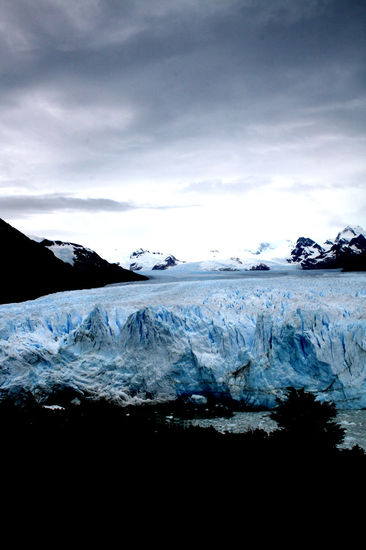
left=1, top=390, right=365, bottom=487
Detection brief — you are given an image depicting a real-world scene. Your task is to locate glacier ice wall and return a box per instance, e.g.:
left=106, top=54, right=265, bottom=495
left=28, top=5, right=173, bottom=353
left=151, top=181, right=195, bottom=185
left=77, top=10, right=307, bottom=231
left=0, top=273, right=366, bottom=408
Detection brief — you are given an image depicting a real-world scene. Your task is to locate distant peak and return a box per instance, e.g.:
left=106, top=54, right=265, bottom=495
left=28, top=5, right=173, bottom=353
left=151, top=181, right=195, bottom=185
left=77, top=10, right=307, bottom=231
left=130, top=248, right=163, bottom=258
left=126, top=249, right=183, bottom=271
left=335, top=225, right=366, bottom=242
left=245, top=242, right=272, bottom=255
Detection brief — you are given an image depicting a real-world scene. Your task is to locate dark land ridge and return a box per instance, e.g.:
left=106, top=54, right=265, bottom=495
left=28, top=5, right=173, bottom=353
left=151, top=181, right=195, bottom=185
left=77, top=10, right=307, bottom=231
left=0, top=218, right=147, bottom=305
left=1, top=387, right=365, bottom=479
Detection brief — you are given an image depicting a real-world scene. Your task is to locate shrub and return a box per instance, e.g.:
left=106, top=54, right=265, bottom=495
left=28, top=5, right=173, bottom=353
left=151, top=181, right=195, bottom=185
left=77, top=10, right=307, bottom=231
left=269, top=387, right=345, bottom=454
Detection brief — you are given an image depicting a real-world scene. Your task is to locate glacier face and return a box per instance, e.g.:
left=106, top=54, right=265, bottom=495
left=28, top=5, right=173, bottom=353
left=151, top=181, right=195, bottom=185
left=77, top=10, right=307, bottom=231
left=0, top=271, right=366, bottom=409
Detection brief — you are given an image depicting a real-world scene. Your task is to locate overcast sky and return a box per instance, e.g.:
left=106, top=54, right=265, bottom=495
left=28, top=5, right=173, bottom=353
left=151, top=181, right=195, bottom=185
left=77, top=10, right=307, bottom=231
left=1, top=0, right=365, bottom=261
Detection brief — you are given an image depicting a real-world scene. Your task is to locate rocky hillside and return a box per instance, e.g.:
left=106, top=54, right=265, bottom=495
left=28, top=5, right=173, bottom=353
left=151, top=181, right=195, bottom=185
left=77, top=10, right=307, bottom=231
left=290, top=226, right=366, bottom=271
left=0, top=219, right=147, bottom=305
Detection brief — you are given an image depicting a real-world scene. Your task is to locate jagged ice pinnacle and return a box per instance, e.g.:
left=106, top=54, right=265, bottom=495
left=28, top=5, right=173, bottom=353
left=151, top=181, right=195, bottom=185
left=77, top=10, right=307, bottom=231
left=0, top=272, right=366, bottom=409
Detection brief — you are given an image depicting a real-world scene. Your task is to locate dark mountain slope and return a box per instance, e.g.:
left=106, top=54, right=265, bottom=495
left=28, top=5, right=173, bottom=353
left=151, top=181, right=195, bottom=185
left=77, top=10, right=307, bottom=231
left=38, top=238, right=148, bottom=285
left=0, top=219, right=147, bottom=305
left=290, top=226, right=366, bottom=271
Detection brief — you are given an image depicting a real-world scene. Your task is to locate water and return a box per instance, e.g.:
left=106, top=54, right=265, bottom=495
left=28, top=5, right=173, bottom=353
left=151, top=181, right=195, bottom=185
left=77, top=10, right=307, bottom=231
left=191, top=410, right=366, bottom=450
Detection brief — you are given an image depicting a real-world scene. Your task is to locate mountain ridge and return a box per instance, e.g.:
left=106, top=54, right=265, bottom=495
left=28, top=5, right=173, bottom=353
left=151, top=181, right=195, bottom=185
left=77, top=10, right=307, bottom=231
left=119, top=226, right=366, bottom=272
left=0, top=219, right=147, bottom=305
left=290, top=225, right=366, bottom=271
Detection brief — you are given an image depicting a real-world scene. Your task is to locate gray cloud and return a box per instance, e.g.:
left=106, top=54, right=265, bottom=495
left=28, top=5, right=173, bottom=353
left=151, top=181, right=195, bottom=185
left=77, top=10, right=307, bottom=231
left=0, top=194, right=135, bottom=217
left=183, top=169, right=366, bottom=196
left=183, top=177, right=270, bottom=194
left=275, top=173, right=366, bottom=194
left=0, top=0, right=365, bottom=239
left=1, top=1, right=365, bottom=138
left=0, top=193, right=194, bottom=217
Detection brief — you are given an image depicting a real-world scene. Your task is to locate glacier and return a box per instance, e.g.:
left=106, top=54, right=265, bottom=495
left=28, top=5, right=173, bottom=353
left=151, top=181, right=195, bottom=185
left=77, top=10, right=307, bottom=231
left=1, top=270, right=366, bottom=409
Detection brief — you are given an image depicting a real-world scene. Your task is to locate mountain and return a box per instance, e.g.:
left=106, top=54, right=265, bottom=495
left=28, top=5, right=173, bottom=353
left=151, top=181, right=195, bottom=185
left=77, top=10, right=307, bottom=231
left=122, top=248, right=183, bottom=271
left=36, top=238, right=149, bottom=283
left=120, top=227, right=366, bottom=274
left=289, top=237, right=324, bottom=264
left=243, top=240, right=294, bottom=258
left=167, top=242, right=296, bottom=272
left=122, top=241, right=295, bottom=273
left=291, top=226, right=366, bottom=271
left=124, top=252, right=275, bottom=273
left=335, top=225, right=366, bottom=243
left=0, top=219, right=147, bottom=305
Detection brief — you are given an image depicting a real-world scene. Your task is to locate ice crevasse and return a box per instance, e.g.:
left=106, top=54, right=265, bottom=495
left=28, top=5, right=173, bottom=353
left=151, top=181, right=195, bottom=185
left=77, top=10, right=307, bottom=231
left=0, top=274, right=366, bottom=409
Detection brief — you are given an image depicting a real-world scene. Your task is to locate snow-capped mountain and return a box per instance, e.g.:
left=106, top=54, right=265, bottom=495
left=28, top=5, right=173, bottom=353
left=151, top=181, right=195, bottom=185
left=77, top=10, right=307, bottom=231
left=335, top=225, right=366, bottom=243
left=168, top=241, right=295, bottom=272
left=291, top=225, right=366, bottom=270
left=1, top=270, right=365, bottom=409
left=289, top=237, right=324, bottom=264
left=0, top=219, right=147, bottom=305
left=123, top=248, right=183, bottom=271
left=123, top=240, right=295, bottom=273
left=121, top=228, right=366, bottom=274
left=36, top=237, right=139, bottom=281
left=32, top=238, right=94, bottom=266
left=243, top=240, right=294, bottom=259
left=1, top=218, right=78, bottom=305
left=31, top=237, right=149, bottom=282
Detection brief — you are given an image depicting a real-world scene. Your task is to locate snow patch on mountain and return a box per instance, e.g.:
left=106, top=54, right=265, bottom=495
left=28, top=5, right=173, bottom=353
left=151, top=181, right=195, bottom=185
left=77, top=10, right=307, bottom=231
left=243, top=240, right=294, bottom=260
left=289, top=238, right=324, bottom=264
left=335, top=225, right=366, bottom=243
left=46, top=242, right=80, bottom=266
left=121, top=248, right=183, bottom=271
left=288, top=226, right=366, bottom=270
left=30, top=238, right=98, bottom=268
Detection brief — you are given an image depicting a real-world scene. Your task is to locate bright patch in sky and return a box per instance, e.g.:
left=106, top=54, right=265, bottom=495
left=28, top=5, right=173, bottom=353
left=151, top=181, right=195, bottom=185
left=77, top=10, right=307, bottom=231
left=0, top=0, right=365, bottom=261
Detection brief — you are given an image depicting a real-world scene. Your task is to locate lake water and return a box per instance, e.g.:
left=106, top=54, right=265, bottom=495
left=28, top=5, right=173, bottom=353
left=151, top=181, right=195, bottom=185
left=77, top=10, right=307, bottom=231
left=192, top=410, right=366, bottom=451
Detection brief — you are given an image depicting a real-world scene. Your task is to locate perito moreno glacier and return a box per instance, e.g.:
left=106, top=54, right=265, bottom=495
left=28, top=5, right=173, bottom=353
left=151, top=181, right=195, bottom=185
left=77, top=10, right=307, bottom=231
left=1, top=270, right=366, bottom=409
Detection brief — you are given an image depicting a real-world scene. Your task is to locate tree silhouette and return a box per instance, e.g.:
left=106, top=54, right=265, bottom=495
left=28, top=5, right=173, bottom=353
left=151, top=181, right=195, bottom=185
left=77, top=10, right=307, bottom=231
left=269, top=387, right=345, bottom=455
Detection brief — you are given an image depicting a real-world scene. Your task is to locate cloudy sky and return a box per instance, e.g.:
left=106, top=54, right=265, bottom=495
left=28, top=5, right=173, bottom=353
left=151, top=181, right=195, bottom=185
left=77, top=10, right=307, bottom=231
left=1, top=0, right=365, bottom=261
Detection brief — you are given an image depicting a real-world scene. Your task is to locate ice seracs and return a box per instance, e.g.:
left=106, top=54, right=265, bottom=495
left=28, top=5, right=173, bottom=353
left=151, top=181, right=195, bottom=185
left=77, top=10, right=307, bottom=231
left=1, top=271, right=365, bottom=409
left=2, top=220, right=366, bottom=409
